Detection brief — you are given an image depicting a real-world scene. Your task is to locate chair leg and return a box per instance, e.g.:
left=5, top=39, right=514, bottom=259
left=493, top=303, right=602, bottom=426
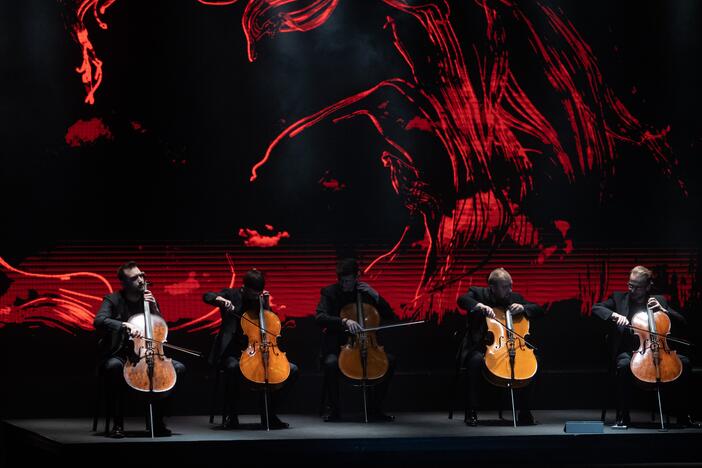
left=92, top=373, right=102, bottom=432
left=222, top=371, right=229, bottom=425
left=103, top=389, right=111, bottom=435
left=319, top=376, right=327, bottom=416
left=447, top=369, right=460, bottom=420
left=209, top=370, right=220, bottom=424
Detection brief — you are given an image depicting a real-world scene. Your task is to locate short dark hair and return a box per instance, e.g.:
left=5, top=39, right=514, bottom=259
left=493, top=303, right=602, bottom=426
left=243, top=269, right=265, bottom=291
left=336, top=258, right=359, bottom=277
left=117, top=261, right=139, bottom=281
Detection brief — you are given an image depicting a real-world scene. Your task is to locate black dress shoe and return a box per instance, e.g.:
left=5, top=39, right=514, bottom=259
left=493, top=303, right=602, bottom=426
left=369, top=410, right=395, bottom=422
left=154, top=424, right=172, bottom=437
left=107, top=425, right=125, bottom=439
left=465, top=411, right=478, bottom=427
left=322, top=411, right=342, bottom=422
left=677, top=414, right=702, bottom=429
left=222, top=415, right=240, bottom=429
left=262, top=415, right=290, bottom=429
left=517, top=410, right=537, bottom=426
left=612, top=411, right=630, bottom=429
left=147, top=419, right=172, bottom=437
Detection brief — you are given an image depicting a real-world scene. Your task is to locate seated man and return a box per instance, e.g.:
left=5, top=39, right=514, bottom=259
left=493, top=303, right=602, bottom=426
left=456, top=267, right=543, bottom=426
left=592, top=265, right=699, bottom=428
left=93, top=261, right=186, bottom=438
left=203, top=269, right=298, bottom=429
left=315, top=258, right=398, bottom=422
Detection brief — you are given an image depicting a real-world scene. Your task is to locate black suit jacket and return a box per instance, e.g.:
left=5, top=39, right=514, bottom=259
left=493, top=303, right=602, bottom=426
left=456, top=286, right=543, bottom=360
left=93, top=291, right=162, bottom=365
left=591, top=292, right=686, bottom=359
left=203, top=287, right=270, bottom=367
left=314, top=282, right=398, bottom=357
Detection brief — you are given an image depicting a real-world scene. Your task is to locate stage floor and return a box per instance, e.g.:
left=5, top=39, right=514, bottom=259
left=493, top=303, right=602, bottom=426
left=2, top=411, right=701, bottom=467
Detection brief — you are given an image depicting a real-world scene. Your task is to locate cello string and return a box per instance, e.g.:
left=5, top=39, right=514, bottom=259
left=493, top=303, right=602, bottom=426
left=359, top=320, right=425, bottom=332
left=620, top=324, right=693, bottom=346
left=488, top=316, right=539, bottom=351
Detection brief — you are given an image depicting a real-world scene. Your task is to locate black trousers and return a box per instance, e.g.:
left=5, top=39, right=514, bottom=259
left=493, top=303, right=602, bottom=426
left=220, top=356, right=299, bottom=418
left=615, top=351, right=693, bottom=416
left=462, top=350, right=536, bottom=414
left=102, top=356, right=186, bottom=427
left=321, top=352, right=396, bottom=414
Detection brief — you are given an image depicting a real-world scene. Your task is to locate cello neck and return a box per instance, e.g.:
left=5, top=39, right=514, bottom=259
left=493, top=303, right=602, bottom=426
left=504, top=307, right=514, bottom=340
left=646, top=303, right=658, bottom=335
left=143, top=286, right=153, bottom=341
left=355, top=290, right=363, bottom=325
left=259, top=293, right=267, bottom=344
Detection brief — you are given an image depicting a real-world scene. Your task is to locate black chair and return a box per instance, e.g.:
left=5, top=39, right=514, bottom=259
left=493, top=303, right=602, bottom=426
left=208, top=367, right=230, bottom=425
left=600, top=333, right=665, bottom=425
left=91, top=367, right=111, bottom=434
left=447, top=330, right=504, bottom=421
left=447, top=363, right=469, bottom=421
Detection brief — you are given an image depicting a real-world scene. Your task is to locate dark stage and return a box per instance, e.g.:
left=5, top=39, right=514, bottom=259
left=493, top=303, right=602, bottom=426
left=2, top=411, right=701, bottom=467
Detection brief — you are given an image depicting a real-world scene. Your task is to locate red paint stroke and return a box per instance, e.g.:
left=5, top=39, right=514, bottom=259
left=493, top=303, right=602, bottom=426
left=239, top=227, right=290, bottom=247
left=405, top=116, right=433, bottom=132
left=0, top=252, right=238, bottom=334
left=554, top=219, right=574, bottom=255
left=65, top=118, right=113, bottom=147
left=318, top=170, right=346, bottom=191
left=0, top=256, right=113, bottom=333
left=130, top=121, right=147, bottom=133
left=65, top=0, right=119, bottom=105
left=364, top=224, right=411, bottom=274
left=554, top=220, right=570, bottom=238
left=198, top=0, right=340, bottom=62
left=170, top=253, right=237, bottom=332
left=241, top=0, right=683, bottom=313
left=164, top=271, right=201, bottom=296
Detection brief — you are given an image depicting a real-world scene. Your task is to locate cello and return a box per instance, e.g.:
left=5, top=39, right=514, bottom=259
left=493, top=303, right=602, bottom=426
left=628, top=298, right=683, bottom=430
left=338, top=291, right=389, bottom=422
left=122, top=282, right=202, bottom=437
left=338, top=289, right=423, bottom=422
left=483, top=305, right=538, bottom=427
left=122, top=283, right=176, bottom=438
left=239, top=292, right=291, bottom=430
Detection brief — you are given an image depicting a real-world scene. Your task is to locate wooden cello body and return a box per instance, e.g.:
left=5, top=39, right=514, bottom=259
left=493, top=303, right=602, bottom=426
left=123, top=297, right=177, bottom=393
left=483, top=306, right=537, bottom=389
left=630, top=307, right=682, bottom=384
left=338, top=292, right=389, bottom=381
left=239, top=301, right=291, bottom=386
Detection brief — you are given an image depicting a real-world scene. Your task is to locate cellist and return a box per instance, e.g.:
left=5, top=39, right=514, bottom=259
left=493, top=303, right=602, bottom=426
left=592, top=265, right=699, bottom=428
left=93, top=261, right=186, bottom=438
left=203, top=269, right=298, bottom=429
left=315, top=258, right=398, bottom=422
left=456, top=268, right=543, bottom=426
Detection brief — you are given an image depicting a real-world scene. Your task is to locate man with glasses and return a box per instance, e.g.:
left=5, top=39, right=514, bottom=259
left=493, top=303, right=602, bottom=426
left=203, top=269, right=298, bottom=429
left=94, top=261, right=186, bottom=438
left=592, top=265, right=699, bottom=428
left=456, top=268, right=543, bottom=426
